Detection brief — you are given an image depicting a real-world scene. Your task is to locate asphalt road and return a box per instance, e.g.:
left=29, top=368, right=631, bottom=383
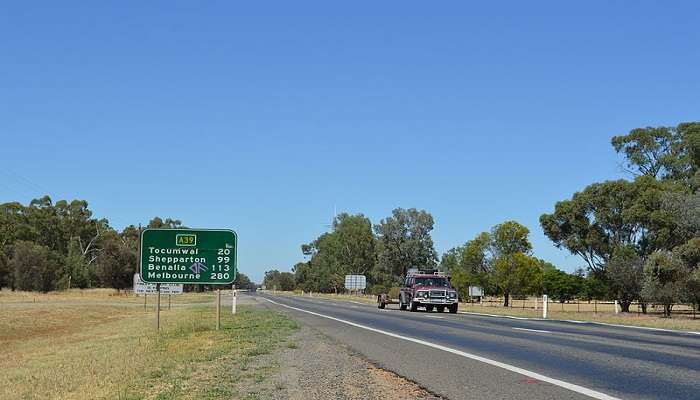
left=249, top=292, right=700, bottom=400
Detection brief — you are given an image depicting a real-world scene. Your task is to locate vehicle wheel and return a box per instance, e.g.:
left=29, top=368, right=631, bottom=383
left=437, top=306, right=445, bottom=313
left=426, top=305, right=434, bottom=312
left=399, top=295, right=407, bottom=310
left=449, top=303, right=458, bottom=314
left=409, top=299, right=418, bottom=312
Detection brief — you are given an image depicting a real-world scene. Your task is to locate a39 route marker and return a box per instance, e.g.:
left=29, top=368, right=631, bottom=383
left=139, top=228, right=237, bottom=285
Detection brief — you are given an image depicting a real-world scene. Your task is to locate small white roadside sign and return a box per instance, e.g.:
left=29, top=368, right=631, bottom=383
left=344, top=274, right=367, bottom=290
left=133, top=273, right=183, bottom=295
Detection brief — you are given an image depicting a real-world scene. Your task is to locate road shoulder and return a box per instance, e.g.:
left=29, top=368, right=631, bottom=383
left=237, top=316, right=441, bottom=399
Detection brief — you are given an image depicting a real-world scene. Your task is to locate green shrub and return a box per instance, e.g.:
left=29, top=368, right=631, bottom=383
left=369, top=284, right=387, bottom=295
left=388, top=286, right=401, bottom=299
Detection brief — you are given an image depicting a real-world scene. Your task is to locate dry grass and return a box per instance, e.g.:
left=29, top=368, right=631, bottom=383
left=1, top=289, right=298, bottom=400
left=281, top=290, right=377, bottom=305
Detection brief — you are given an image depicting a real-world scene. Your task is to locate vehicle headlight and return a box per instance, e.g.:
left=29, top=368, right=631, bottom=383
left=448, top=292, right=457, bottom=299
left=418, top=291, right=428, bottom=298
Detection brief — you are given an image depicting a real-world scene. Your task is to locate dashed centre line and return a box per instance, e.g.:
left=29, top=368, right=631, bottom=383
left=512, top=327, right=553, bottom=334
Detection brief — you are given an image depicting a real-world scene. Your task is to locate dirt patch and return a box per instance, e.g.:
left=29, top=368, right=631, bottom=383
left=236, top=325, right=442, bottom=400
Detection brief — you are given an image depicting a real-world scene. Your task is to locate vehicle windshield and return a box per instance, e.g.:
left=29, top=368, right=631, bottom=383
left=414, top=277, right=449, bottom=287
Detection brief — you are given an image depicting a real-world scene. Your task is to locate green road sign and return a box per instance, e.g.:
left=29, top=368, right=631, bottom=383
left=140, top=228, right=237, bottom=284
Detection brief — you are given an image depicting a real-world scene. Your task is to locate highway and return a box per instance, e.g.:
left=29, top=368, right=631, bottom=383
left=251, top=292, right=700, bottom=400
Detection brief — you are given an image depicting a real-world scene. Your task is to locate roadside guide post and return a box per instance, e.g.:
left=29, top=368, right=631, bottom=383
left=542, top=295, right=548, bottom=319
left=231, top=284, right=237, bottom=315
left=615, top=300, right=620, bottom=314
left=139, top=228, right=237, bottom=331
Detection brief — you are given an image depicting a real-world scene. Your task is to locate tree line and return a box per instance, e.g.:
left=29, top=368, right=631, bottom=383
left=0, top=201, right=252, bottom=292
left=266, top=122, right=700, bottom=314
left=541, top=122, right=700, bottom=315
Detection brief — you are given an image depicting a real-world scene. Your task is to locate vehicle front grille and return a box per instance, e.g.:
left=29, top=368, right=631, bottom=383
left=429, top=290, right=446, bottom=298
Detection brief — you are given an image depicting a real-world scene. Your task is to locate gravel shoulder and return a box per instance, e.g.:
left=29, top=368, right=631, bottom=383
left=236, top=302, right=441, bottom=400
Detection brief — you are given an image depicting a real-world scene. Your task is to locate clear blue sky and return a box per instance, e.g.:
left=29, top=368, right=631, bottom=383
left=2, top=2, right=699, bottom=282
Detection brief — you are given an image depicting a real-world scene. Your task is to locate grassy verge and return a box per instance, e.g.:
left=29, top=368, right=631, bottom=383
left=1, top=289, right=298, bottom=400
left=270, top=290, right=700, bottom=332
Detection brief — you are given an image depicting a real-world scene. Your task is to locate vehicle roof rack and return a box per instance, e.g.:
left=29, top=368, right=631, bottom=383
left=407, top=269, right=447, bottom=276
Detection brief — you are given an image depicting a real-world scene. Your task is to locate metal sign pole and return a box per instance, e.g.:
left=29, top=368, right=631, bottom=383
left=168, top=294, right=171, bottom=310
left=156, top=283, right=161, bottom=331
left=216, top=289, right=221, bottom=330
left=144, top=293, right=147, bottom=311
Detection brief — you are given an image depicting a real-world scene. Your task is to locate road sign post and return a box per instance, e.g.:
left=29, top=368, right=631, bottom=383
left=139, top=228, right=237, bottom=330
left=216, top=289, right=221, bottom=330
left=156, top=284, right=161, bottom=331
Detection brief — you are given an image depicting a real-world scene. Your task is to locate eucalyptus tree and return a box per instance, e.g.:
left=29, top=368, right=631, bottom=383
left=297, top=213, right=377, bottom=292
left=374, top=208, right=437, bottom=283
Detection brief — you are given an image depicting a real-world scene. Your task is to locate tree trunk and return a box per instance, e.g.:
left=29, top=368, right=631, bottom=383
left=664, top=304, right=672, bottom=317
left=503, top=291, right=510, bottom=307
left=620, top=300, right=631, bottom=313
left=640, top=302, right=647, bottom=314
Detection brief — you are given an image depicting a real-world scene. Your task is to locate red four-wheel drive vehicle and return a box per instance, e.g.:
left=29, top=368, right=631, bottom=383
left=377, top=270, right=458, bottom=313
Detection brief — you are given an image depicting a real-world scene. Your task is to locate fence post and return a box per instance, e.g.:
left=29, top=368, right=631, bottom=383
left=542, top=295, right=548, bottom=319
left=614, top=300, right=620, bottom=314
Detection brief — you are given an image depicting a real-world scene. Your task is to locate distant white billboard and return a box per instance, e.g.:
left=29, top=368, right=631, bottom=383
left=468, top=286, right=484, bottom=297
left=344, top=274, right=367, bottom=290
left=133, top=273, right=183, bottom=295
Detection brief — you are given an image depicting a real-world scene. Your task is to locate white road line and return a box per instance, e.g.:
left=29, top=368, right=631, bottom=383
left=425, top=315, right=445, bottom=319
left=459, top=311, right=540, bottom=321
left=459, top=310, right=700, bottom=336
left=561, top=320, right=700, bottom=336
left=513, top=327, right=552, bottom=334
left=263, top=297, right=621, bottom=400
